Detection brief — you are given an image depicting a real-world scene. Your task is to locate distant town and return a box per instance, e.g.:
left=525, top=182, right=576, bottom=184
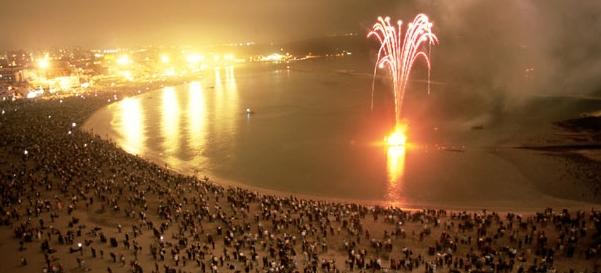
left=0, top=37, right=357, bottom=99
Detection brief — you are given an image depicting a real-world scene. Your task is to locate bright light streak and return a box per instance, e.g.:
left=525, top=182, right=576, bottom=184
left=119, top=97, right=144, bottom=155
left=225, top=65, right=237, bottom=90
left=161, top=87, right=180, bottom=166
left=368, top=14, right=438, bottom=125
left=214, top=68, right=222, bottom=89
left=387, top=145, right=406, bottom=185
left=213, top=67, right=240, bottom=136
left=386, top=124, right=408, bottom=197
left=188, top=81, right=206, bottom=155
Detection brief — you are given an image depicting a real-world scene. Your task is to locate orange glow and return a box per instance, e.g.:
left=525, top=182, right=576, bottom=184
left=161, top=86, right=180, bottom=166
left=385, top=125, right=407, bottom=147
left=261, top=53, right=284, bottom=62
left=386, top=124, right=409, bottom=199
left=160, top=54, right=170, bottom=64
left=187, top=81, right=207, bottom=158
left=121, top=70, right=133, bottom=81
left=387, top=145, right=406, bottom=185
left=164, top=67, right=176, bottom=76
left=223, top=53, right=235, bottom=61
left=186, top=53, right=204, bottom=64
left=117, top=55, right=130, bottom=66
left=37, top=55, right=50, bottom=70
left=117, top=97, right=144, bottom=155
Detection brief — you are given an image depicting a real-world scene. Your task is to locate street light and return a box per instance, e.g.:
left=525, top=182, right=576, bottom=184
left=186, top=53, right=203, bottom=64
left=117, top=55, right=130, bottom=66
left=37, top=56, right=50, bottom=70
left=160, top=54, right=170, bottom=64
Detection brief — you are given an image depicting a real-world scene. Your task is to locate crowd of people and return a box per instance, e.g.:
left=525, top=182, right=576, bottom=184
left=0, top=85, right=600, bottom=273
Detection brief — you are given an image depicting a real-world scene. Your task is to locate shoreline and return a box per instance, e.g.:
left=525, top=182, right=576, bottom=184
left=136, top=149, right=601, bottom=213
left=2, top=81, right=601, bottom=273
left=81, top=83, right=601, bottom=213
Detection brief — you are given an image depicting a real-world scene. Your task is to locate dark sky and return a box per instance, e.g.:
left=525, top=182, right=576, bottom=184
left=3, top=0, right=601, bottom=120
left=0, top=0, right=414, bottom=49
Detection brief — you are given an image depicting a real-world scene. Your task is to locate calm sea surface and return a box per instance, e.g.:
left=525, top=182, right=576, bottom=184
left=84, top=58, right=600, bottom=209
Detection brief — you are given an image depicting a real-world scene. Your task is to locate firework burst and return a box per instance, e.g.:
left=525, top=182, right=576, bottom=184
left=368, top=14, right=438, bottom=126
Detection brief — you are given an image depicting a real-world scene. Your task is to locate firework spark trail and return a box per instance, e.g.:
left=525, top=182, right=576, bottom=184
left=368, top=14, right=438, bottom=126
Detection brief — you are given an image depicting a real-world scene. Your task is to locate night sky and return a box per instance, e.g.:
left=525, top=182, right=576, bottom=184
left=3, top=0, right=601, bottom=107
left=0, top=0, right=408, bottom=49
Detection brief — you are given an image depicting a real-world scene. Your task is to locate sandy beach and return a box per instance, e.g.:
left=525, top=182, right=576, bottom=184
left=0, top=86, right=600, bottom=273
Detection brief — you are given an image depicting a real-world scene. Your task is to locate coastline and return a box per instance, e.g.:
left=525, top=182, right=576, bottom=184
left=132, top=151, right=601, bottom=213
left=2, top=82, right=600, bottom=273
left=81, top=85, right=600, bottom=213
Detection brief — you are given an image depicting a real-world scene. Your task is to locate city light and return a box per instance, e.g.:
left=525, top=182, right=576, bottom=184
left=186, top=53, right=203, bottom=64
left=0, top=4, right=596, bottom=273
left=57, top=77, right=77, bottom=91
left=117, top=54, right=130, bottom=66
left=37, top=55, right=50, bottom=70
left=224, top=53, right=235, bottom=62
left=164, top=68, right=176, bottom=77
left=0, top=41, right=356, bottom=99
left=121, top=71, right=133, bottom=81
left=160, top=54, right=170, bottom=64
left=261, top=53, right=284, bottom=62
left=26, top=88, right=44, bottom=99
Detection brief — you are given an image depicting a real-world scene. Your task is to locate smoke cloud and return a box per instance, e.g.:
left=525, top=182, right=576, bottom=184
left=421, top=0, right=601, bottom=108
left=373, top=0, right=601, bottom=132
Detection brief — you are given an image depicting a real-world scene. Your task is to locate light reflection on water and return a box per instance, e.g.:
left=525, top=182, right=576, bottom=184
left=88, top=62, right=594, bottom=208
left=161, top=86, right=180, bottom=166
left=117, top=97, right=144, bottom=155
left=113, top=66, right=240, bottom=170
left=187, top=81, right=206, bottom=155
left=109, top=65, right=408, bottom=203
left=224, top=66, right=237, bottom=91
left=386, top=145, right=406, bottom=188
left=217, top=66, right=239, bottom=136
left=386, top=145, right=407, bottom=201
